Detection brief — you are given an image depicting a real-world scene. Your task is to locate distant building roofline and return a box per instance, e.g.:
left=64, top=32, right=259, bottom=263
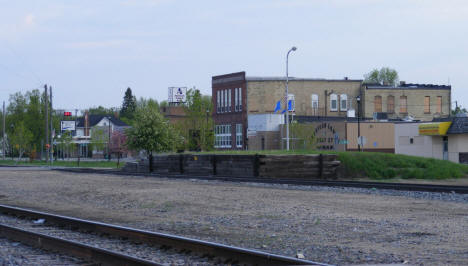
left=366, top=83, right=451, bottom=90
left=246, top=76, right=362, bottom=82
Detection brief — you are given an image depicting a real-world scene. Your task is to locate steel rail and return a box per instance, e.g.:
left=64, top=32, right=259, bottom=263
left=0, top=223, right=159, bottom=266
left=55, top=168, right=468, bottom=194
left=0, top=204, right=328, bottom=266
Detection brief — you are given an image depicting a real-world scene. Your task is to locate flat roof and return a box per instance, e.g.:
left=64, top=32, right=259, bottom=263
left=246, top=76, right=362, bottom=82
left=366, top=83, right=451, bottom=90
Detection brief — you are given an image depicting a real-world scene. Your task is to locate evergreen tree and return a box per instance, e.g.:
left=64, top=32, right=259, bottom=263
left=120, top=87, right=137, bottom=120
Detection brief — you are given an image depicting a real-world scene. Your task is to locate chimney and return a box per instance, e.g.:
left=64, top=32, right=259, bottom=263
left=84, top=111, right=89, bottom=136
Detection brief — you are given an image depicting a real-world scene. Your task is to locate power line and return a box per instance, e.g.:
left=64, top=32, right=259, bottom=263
left=3, top=42, right=43, bottom=85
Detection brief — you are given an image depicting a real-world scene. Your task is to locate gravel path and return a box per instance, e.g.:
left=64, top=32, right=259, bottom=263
left=0, top=169, right=467, bottom=265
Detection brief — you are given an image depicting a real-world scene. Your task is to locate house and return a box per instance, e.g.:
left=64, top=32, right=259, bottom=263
left=59, top=112, right=129, bottom=158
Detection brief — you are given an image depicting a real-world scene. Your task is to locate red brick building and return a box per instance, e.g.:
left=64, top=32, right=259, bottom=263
left=212, top=72, right=247, bottom=150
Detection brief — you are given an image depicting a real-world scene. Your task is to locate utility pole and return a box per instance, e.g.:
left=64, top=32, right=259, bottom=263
left=107, top=117, right=111, bottom=161
left=44, top=84, right=49, bottom=163
left=50, top=86, right=53, bottom=166
left=2, top=101, right=5, bottom=160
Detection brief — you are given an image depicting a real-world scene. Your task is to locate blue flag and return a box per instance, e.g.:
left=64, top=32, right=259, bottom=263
left=274, top=100, right=281, bottom=113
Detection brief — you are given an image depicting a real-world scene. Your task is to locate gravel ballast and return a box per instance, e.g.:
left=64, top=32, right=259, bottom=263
left=0, top=169, right=467, bottom=265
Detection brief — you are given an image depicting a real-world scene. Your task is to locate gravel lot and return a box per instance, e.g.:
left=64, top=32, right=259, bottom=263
left=0, top=168, right=467, bottom=265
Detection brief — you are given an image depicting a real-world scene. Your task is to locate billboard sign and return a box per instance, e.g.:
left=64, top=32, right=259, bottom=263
left=168, top=87, right=187, bottom=103
left=61, top=121, right=76, bottom=131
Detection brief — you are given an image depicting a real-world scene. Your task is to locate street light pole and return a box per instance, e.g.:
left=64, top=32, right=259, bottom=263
left=285, top=46, right=297, bottom=151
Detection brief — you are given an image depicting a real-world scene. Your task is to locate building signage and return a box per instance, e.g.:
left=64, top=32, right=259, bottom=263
left=61, top=121, right=76, bottom=131
left=418, top=122, right=451, bottom=136
left=168, top=87, right=187, bottom=103
left=314, top=122, right=339, bottom=150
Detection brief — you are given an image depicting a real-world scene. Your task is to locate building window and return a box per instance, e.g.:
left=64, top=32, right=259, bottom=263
left=400, top=96, right=407, bottom=113
left=424, top=96, right=430, bottom=113
left=220, top=90, right=224, bottom=113
left=330, top=94, right=338, bottom=111
left=437, top=96, right=442, bottom=113
left=235, top=88, right=238, bottom=111
left=239, top=87, right=242, bottom=111
left=224, top=90, right=228, bottom=113
left=214, top=124, right=232, bottom=148
left=217, top=90, right=220, bottom=113
left=228, top=89, right=231, bottom=112
left=236, top=124, right=243, bottom=148
left=374, top=96, right=382, bottom=113
left=311, top=94, right=319, bottom=115
left=387, top=95, right=394, bottom=114
left=340, top=94, right=347, bottom=111
left=288, top=94, right=295, bottom=111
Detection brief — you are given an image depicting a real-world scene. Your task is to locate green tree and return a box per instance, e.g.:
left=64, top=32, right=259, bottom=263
left=88, top=106, right=118, bottom=116
left=57, top=131, right=75, bottom=159
left=135, top=97, right=160, bottom=114
left=289, top=122, right=317, bottom=150
left=126, top=105, right=181, bottom=172
left=181, top=89, right=213, bottom=151
left=451, top=105, right=468, bottom=116
left=10, top=121, right=33, bottom=162
left=364, top=67, right=399, bottom=86
left=90, top=126, right=107, bottom=158
left=120, top=87, right=137, bottom=121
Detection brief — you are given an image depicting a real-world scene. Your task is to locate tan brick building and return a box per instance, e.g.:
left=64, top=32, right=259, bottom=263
left=212, top=72, right=362, bottom=150
left=362, top=83, right=451, bottom=121
left=212, top=71, right=452, bottom=150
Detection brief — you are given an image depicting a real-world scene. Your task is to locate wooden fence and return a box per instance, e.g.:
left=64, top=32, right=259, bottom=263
left=123, top=154, right=340, bottom=179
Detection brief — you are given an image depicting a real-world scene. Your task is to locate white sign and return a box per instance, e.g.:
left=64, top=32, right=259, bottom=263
left=61, top=121, right=76, bottom=131
left=168, top=87, right=187, bottom=103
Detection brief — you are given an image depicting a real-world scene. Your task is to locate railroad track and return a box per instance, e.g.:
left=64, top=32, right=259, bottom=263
left=55, top=168, right=468, bottom=194
left=0, top=204, right=328, bottom=266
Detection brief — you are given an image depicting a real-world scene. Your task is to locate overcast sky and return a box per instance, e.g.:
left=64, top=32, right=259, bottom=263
left=1, top=0, right=467, bottom=110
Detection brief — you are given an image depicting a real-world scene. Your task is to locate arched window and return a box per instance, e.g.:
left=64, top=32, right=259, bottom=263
left=330, top=94, right=338, bottom=111
left=340, top=94, right=347, bottom=111
left=374, top=95, right=382, bottom=112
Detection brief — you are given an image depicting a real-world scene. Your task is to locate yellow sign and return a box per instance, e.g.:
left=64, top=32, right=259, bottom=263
left=418, top=122, right=451, bottom=136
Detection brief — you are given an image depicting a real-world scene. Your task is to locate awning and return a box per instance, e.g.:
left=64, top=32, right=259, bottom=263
left=418, top=122, right=452, bottom=136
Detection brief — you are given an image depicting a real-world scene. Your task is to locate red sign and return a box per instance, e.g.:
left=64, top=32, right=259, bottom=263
left=64, top=112, right=72, bottom=116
